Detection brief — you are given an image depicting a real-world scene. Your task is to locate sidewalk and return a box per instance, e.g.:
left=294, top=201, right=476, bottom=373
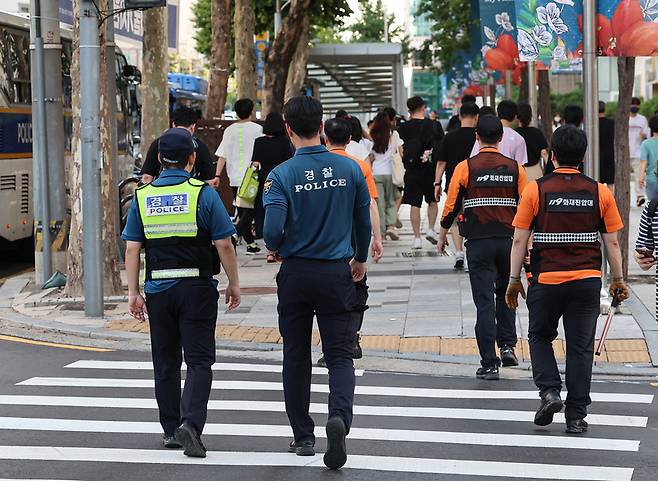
left=1, top=203, right=657, bottom=368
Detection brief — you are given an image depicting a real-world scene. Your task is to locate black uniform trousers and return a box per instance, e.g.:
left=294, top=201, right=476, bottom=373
left=527, top=277, right=601, bottom=420
left=277, top=258, right=358, bottom=443
left=145, top=278, right=219, bottom=436
left=466, top=237, right=517, bottom=367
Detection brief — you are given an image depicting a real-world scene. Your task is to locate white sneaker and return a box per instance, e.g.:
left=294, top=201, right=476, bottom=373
left=425, top=229, right=438, bottom=245
left=412, top=237, right=422, bottom=250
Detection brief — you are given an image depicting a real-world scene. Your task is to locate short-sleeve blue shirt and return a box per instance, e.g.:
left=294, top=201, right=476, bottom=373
left=121, top=169, right=236, bottom=293
left=262, top=145, right=371, bottom=260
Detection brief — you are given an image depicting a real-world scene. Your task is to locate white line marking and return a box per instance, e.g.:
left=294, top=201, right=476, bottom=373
left=64, top=360, right=365, bottom=377
left=0, top=396, right=647, bottom=428
left=0, top=446, right=634, bottom=480
left=17, top=378, right=654, bottom=403
left=0, top=417, right=639, bottom=452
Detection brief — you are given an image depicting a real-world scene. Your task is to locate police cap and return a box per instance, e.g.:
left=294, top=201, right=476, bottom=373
left=476, top=114, right=504, bottom=142
left=158, top=128, right=196, bottom=163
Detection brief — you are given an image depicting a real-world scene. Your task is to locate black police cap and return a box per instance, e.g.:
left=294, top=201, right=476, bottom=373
left=158, top=128, right=196, bottom=164
left=476, top=114, right=504, bottom=140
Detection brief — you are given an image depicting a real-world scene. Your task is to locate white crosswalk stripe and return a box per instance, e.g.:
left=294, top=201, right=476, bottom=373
left=3, top=358, right=654, bottom=480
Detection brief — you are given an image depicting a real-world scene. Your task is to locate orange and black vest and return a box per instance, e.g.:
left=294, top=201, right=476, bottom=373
left=531, top=171, right=602, bottom=276
left=462, top=151, right=520, bottom=239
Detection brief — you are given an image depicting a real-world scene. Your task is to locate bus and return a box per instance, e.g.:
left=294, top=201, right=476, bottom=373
left=168, top=72, right=207, bottom=119
left=0, top=10, right=140, bottom=243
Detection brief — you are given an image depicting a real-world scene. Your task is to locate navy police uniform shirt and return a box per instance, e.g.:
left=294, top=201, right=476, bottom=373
left=263, top=145, right=371, bottom=262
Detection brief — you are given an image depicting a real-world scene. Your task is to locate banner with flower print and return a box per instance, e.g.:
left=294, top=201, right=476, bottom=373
left=597, top=0, right=658, bottom=56
left=515, top=0, right=583, bottom=69
left=446, top=0, right=488, bottom=93
left=478, top=0, right=520, bottom=77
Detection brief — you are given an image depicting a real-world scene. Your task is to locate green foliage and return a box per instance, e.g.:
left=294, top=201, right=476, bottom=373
left=605, top=101, right=618, bottom=118
left=415, top=0, right=473, bottom=71
left=550, top=84, right=583, bottom=117
left=192, top=0, right=212, bottom=58
left=349, top=0, right=402, bottom=43
left=640, top=96, right=658, bottom=119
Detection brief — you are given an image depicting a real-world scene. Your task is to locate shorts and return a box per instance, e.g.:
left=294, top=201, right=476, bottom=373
left=402, top=170, right=436, bottom=207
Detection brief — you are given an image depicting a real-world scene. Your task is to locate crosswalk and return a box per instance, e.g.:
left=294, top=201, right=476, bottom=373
left=1, top=356, right=655, bottom=481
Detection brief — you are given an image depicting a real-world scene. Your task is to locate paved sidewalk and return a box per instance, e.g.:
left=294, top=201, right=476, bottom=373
left=1, top=203, right=657, bottom=367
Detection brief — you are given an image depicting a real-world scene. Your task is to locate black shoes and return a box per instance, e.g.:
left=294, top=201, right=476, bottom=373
left=245, top=243, right=261, bottom=255
left=175, top=421, right=207, bottom=458
left=534, top=391, right=564, bottom=426
left=500, top=346, right=519, bottom=367
left=324, top=416, right=347, bottom=469
left=565, top=418, right=589, bottom=434
left=476, top=365, right=499, bottom=380
left=162, top=434, right=182, bottom=449
left=317, top=356, right=327, bottom=368
left=288, top=439, right=315, bottom=456
left=454, top=257, right=465, bottom=270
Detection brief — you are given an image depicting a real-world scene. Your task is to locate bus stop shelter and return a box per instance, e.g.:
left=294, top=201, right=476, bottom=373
left=307, top=43, right=406, bottom=116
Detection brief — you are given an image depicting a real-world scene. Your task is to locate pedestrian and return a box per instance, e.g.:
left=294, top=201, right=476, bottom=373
left=263, top=96, right=372, bottom=470
left=446, top=94, right=477, bottom=132
left=438, top=115, right=527, bottom=380
left=599, top=101, right=616, bottom=193
left=140, top=106, right=217, bottom=187
left=545, top=104, right=583, bottom=175
left=435, top=101, right=480, bottom=270
left=506, top=125, right=629, bottom=433
left=317, top=117, right=384, bottom=366
left=345, top=116, right=373, bottom=161
left=214, top=98, right=264, bottom=254
left=370, top=111, right=404, bottom=240
left=398, top=95, right=444, bottom=249
left=470, top=100, right=528, bottom=166
left=123, top=128, right=241, bottom=457
left=634, top=200, right=658, bottom=320
left=629, top=97, right=650, bottom=206
left=251, top=112, right=295, bottom=262
left=515, top=102, right=549, bottom=181
left=638, top=115, right=658, bottom=202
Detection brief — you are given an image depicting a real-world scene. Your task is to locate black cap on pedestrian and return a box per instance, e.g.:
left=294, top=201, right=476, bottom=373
left=476, top=115, right=504, bottom=144
left=158, top=128, right=196, bottom=164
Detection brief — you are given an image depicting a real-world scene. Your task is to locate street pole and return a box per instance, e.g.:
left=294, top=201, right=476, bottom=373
left=80, top=0, right=104, bottom=317
left=30, top=0, right=51, bottom=284
left=528, top=61, right=538, bottom=126
left=105, top=16, right=120, bottom=247
left=274, top=0, right=290, bottom=37
left=583, top=0, right=599, bottom=181
left=505, top=70, right=512, bottom=99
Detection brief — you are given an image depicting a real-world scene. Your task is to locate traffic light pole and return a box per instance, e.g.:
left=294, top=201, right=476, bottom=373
left=80, top=0, right=104, bottom=317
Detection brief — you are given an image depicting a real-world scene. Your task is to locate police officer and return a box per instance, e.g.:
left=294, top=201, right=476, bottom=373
left=438, top=115, right=528, bottom=380
left=506, top=125, right=629, bottom=433
left=122, top=128, right=241, bottom=457
left=263, top=97, right=372, bottom=470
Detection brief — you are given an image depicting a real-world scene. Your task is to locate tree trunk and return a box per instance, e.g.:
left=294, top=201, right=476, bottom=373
left=518, top=65, right=529, bottom=105
left=141, top=6, right=169, bottom=154
left=65, top=0, right=83, bottom=296
left=615, top=56, right=635, bottom=280
left=285, top=12, right=310, bottom=102
left=98, top=0, right=122, bottom=295
left=537, top=69, right=552, bottom=143
left=263, top=0, right=312, bottom=116
left=206, top=0, right=231, bottom=119
left=234, top=0, right=257, bottom=102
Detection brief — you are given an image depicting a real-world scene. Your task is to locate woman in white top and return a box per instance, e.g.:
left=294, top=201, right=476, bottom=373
left=345, top=116, right=373, bottom=161
left=370, top=112, right=403, bottom=239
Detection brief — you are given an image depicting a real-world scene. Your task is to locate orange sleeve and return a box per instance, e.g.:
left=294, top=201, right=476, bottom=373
left=598, top=183, right=624, bottom=232
left=440, top=160, right=469, bottom=226
left=512, top=181, right=539, bottom=229
left=359, top=160, right=379, bottom=200
left=517, top=164, right=528, bottom=197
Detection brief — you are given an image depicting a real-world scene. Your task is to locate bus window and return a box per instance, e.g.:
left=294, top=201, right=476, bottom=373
left=6, top=30, right=31, bottom=104
left=0, top=28, right=14, bottom=105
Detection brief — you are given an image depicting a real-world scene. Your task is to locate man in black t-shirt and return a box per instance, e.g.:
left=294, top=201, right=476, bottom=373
left=140, top=106, right=217, bottom=187
left=435, top=102, right=479, bottom=269
left=397, top=96, right=445, bottom=249
left=599, top=101, right=615, bottom=191
left=446, top=95, right=477, bottom=132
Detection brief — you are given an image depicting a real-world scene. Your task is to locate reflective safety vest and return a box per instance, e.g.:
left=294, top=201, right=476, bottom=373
left=531, top=171, right=602, bottom=276
left=462, top=150, right=520, bottom=239
left=135, top=178, right=219, bottom=281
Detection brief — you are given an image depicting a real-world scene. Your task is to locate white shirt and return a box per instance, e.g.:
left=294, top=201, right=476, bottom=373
left=629, top=114, right=649, bottom=159
left=345, top=139, right=371, bottom=161
left=470, top=126, right=528, bottom=165
left=371, top=131, right=403, bottom=176
left=215, top=121, right=263, bottom=186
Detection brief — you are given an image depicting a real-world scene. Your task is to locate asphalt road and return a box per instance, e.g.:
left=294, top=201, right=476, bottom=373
left=0, top=336, right=657, bottom=481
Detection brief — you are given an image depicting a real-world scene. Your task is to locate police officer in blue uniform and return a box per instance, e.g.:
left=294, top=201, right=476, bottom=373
left=263, top=96, right=372, bottom=470
left=122, top=128, right=241, bottom=458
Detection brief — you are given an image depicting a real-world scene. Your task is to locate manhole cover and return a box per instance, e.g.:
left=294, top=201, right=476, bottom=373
left=62, top=303, right=117, bottom=311
left=397, top=251, right=440, bottom=258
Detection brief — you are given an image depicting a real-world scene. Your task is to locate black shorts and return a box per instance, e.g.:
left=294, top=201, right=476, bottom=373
left=402, top=171, right=436, bottom=207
